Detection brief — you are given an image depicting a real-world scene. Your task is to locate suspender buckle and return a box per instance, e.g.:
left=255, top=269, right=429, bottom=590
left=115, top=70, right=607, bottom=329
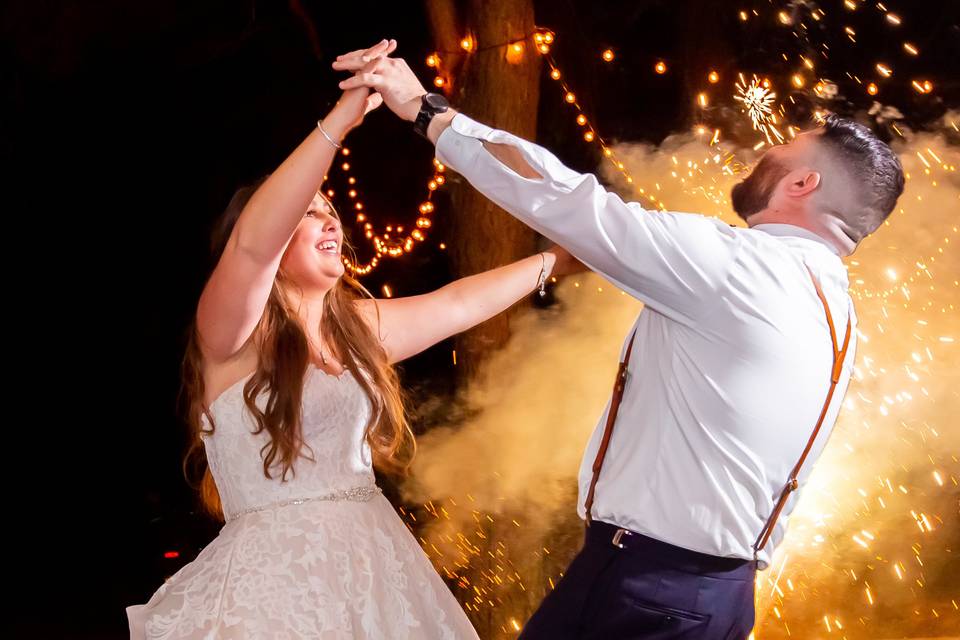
left=612, top=528, right=633, bottom=549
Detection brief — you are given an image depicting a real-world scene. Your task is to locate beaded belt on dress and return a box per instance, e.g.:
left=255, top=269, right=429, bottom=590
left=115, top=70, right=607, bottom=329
left=226, top=485, right=382, bottom=522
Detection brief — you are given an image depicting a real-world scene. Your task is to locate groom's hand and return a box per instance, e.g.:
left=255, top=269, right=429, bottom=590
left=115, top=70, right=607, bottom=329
left=334, top=54, right=428, bottom=123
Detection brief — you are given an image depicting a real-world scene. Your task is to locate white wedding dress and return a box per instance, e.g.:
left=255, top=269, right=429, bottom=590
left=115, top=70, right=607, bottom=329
left=127, top=366, right=479, bottom=639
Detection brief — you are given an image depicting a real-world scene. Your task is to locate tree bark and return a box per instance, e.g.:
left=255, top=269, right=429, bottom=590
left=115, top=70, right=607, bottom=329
left=426, top=0, right=541, bottom=381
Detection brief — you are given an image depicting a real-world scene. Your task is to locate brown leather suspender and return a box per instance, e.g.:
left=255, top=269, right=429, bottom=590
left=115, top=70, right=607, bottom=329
left=584, top=331, right=636, bottom=525
left=583, top=267, right=853, bottom=559
left=752, top=267, right=852, bottom=555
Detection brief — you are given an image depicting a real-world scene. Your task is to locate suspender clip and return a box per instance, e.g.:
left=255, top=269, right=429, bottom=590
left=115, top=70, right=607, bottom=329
left=612, top=528, right=633, bottom=549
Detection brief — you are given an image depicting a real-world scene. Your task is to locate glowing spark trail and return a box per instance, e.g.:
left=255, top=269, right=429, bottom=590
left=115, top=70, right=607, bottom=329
left=735, top=75, right=785, bottom=144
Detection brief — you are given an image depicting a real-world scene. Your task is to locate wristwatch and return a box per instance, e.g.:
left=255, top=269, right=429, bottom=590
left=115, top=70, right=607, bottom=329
left=413, top=93, right=450, bottom=138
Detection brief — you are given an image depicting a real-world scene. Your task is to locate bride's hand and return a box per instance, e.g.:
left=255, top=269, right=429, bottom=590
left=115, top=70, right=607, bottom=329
left=322, top=87, right=383, bottom=142
left=320, top=38, right=396, bottom=135
left=336, top=86, right=383, bottom=130
left=332, top=39, right=398, bottom=73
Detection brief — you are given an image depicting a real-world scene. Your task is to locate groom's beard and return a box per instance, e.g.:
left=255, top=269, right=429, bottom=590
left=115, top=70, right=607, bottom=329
left=731, top=155, right=790, bottom=222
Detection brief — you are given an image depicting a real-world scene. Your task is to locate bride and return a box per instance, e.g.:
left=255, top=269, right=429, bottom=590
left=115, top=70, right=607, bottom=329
left=127, top=39, right=579, bottom=639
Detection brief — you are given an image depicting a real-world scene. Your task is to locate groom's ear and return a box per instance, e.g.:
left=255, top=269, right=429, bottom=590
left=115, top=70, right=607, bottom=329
left=784, top=170, right=821, bottom=198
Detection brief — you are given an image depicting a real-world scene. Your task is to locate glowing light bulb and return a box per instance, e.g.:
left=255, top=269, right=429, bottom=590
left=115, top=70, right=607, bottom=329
left=506, top=41, right=525, bottom=64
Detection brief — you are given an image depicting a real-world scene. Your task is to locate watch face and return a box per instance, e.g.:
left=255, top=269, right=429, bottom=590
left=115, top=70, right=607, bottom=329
left=424, top=93, right=449, bottom=111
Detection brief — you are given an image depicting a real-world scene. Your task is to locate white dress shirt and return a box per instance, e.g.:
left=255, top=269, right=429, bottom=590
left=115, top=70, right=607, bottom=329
left=436, top=114, right=858, bottom=568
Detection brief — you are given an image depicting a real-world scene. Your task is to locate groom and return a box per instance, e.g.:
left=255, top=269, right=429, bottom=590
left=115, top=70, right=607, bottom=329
left=334, top=40, right=903, bottom=639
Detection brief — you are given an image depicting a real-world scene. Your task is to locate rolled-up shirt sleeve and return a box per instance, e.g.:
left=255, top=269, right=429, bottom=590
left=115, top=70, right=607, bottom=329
left=436, top=113, right=741, bottom=324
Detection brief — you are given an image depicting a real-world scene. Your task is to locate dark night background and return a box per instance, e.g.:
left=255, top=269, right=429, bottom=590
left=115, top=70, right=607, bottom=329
left=5, top=1, right=958, bottom=637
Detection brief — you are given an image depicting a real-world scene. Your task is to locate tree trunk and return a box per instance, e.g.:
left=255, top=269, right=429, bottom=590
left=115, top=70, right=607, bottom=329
left=426, top=0, right=541, bottom=381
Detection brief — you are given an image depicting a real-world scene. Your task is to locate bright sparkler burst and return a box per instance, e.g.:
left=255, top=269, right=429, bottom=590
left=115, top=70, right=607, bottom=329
left=735, top=75, right=785, bottom=144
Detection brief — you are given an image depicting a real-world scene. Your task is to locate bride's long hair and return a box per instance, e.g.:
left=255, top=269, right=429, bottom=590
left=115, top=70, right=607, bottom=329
left=181, top=179, right=414, bottom=520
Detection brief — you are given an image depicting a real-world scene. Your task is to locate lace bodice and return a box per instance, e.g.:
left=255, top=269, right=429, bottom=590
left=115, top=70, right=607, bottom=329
left=202, top=366, right=376, bottom=521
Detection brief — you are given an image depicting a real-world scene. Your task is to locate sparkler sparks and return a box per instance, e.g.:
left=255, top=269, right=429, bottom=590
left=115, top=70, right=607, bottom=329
left=735, top=75, right=785, bottom=144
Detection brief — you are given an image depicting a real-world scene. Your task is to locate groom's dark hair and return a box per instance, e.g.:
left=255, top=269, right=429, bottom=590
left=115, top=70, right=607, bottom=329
left=816, top=115, right=904, bottom=242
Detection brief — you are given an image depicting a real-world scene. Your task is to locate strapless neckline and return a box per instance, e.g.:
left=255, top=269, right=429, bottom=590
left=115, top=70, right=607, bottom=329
left=208, top=365, right=354, bottom=413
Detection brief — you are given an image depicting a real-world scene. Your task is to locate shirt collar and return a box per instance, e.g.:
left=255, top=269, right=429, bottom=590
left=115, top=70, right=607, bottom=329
left=751, top=224, right=840, bottom=255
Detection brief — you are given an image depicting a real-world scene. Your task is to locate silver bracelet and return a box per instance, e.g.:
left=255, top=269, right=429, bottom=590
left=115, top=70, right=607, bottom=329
left=536, top=252, right=549, bottom=297
left=317, top=120, right=342, bottom=149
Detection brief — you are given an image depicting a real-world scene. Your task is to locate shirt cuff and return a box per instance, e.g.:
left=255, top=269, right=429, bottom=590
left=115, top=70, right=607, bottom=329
left=436, top=113, right=522, bottom=173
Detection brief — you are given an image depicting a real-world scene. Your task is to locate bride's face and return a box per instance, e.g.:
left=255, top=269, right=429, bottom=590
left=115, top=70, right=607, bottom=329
left=280, top=193, right=345, bottom=290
